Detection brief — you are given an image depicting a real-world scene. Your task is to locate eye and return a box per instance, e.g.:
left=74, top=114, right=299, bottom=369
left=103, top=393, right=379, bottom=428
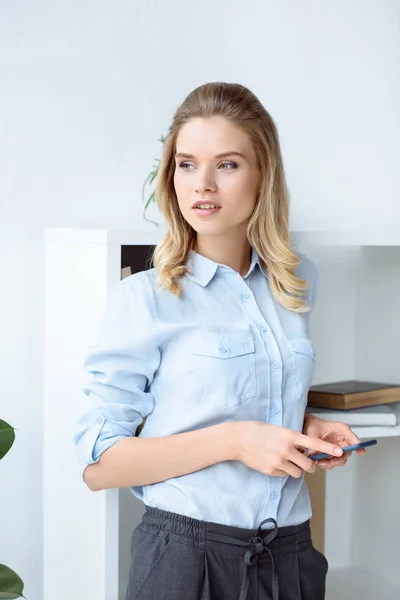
left=178, top=162, right=195, bottom=170
left=219, top=161, right=238, bottom=170
left=177, top=161, right=238, bottom=171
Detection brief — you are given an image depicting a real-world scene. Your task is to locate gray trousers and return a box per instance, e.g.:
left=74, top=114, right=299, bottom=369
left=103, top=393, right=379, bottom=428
left=125, top=505, right=328, bottom=600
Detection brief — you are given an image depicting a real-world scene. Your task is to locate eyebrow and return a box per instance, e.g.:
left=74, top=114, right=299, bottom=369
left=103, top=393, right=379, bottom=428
left=175, top=151, right=246, bottom=159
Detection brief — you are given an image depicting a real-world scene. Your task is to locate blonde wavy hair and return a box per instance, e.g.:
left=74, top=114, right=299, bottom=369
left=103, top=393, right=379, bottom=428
left=152, top=82, right=310, bottom=312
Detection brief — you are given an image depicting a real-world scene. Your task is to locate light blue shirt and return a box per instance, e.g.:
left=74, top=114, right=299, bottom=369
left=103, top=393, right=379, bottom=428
left=74, top=246, right=319, bottom=529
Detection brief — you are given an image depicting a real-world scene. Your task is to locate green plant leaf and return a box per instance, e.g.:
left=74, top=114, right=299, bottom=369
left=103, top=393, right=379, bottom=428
left=141, top=132, right=166, bottom=227
left=0, top=421, right=15, bottom=460
left=144, top=192, right=155, bottom=209
left=141, top=172, right=153, bottom=202
left=0, top=564, right=25, bottom=599
left=149, top=171, right=158, bottom=185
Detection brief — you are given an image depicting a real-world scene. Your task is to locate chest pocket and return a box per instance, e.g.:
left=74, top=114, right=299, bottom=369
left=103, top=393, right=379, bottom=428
left=287, top=335, right=316, bottom=404
left=190, top=330, right=256, bottom=410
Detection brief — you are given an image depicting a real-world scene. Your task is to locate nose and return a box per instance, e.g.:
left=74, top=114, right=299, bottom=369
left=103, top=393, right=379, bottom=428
left=194, top=169, right=217, bottom=194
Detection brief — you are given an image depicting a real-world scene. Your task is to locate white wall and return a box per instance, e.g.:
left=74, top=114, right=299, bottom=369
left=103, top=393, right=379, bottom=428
left=1, top=1, right=399, bottom=598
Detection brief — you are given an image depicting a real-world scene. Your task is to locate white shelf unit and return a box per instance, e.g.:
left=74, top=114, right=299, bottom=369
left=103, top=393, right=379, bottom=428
left=326, top=568, right=400, bottom=600
left=43, top=228, right=400, bottom=600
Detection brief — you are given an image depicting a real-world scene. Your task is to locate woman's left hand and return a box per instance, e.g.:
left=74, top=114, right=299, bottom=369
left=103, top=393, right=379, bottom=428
left=302, top=414, right=366, bottom=470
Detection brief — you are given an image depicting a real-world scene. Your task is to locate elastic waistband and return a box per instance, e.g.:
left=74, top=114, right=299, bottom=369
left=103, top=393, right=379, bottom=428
left=140, top=505, right=311, bottom=554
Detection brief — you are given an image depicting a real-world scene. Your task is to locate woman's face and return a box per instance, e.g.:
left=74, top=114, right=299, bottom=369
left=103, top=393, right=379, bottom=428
left=173, top=116, right=261, bottom=238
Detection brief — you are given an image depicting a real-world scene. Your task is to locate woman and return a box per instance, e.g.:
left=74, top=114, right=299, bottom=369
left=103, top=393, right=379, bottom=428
left=74, top=82, right=366, bottom=600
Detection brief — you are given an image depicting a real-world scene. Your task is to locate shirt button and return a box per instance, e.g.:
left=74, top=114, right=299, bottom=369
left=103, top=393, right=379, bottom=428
left=241, top=292, right=250, bottom=300
left=271, top=492, right=278, bottom=500
left=95, top=415, right=103, bottom=425
left=273, top=406, right=279, bottom=414
left=219, top=346, right=228, bottom=353
left=273, top=361, right=279, bottom=369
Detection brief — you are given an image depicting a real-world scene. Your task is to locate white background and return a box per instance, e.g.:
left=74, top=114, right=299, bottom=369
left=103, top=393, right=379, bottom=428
left=1, top=1, right=399, bottom=598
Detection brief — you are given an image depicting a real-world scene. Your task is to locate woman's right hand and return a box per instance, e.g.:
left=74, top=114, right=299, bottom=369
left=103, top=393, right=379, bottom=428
left=234, top=421, right=344, bottom=478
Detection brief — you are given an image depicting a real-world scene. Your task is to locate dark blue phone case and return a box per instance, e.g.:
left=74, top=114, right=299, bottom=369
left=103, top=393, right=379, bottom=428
left=309, top=438, right=377, bottom=461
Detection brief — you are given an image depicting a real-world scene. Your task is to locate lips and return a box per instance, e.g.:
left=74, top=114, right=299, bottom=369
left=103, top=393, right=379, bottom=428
left=191, top=200, right=221, bottom=209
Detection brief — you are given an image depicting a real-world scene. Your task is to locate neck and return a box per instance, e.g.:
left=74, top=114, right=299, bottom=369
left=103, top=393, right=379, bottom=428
left=194, top=233, right=252, bottom=278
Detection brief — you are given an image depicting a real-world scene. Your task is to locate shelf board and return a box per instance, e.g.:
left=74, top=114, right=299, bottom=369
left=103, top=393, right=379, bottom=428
left=112, top=229, right=400, bottom=247
left=44, top=227, right=400, bottom=248
left=327, top=567, right=400, bottom=600
left=291, top=230, right=400, bottom=246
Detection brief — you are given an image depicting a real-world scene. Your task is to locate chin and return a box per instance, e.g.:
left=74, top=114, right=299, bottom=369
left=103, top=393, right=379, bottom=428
left=188, top=221, right=227, bottom=236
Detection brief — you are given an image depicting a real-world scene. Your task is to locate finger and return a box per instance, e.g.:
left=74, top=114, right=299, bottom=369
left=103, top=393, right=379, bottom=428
left=270, top=469, right=288, bottom=478
left=336, top=425, right=363, bottom=447
left=289, top=449, right=317, bottom=474
left=336, top=427, right=368, bottom=456
left=282, top=460, right=303, bottom=479
left=317, top=459, right=336, bottom=470
left=318, top=455, right=350, bottom=469
left=294, top=432, right=344, bottom=458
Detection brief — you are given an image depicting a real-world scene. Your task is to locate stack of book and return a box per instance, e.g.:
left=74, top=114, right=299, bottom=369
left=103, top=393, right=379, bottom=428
left=306, top=380, right=400, bottom=426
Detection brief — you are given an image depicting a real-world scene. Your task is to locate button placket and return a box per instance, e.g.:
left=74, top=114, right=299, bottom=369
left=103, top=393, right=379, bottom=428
left=237, top=274, right=286, bottom=525
left=263, top=331, right=282, bottom=427
left=238, top=285, right=283, bottom=426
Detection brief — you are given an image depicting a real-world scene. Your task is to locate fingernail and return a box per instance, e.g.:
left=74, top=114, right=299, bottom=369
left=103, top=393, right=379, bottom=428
left=334, top=448, right=343, bottom=456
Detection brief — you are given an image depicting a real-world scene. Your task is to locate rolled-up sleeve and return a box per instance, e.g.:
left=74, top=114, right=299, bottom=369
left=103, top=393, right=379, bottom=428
left=73, top=274, right=160, bottom=481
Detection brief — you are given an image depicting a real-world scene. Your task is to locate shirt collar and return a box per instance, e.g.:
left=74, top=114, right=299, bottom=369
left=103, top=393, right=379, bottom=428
left=186, top=246, right=268, bottom=287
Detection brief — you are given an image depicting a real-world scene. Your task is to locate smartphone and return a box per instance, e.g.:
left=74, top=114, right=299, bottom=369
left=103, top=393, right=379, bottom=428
left=309, top=438, right=378, bottom=461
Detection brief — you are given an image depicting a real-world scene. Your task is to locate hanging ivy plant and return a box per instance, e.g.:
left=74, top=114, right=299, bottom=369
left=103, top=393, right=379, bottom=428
left=0, top=420, right=25, bottom=599
left=142, top=134, right=166, bottom=227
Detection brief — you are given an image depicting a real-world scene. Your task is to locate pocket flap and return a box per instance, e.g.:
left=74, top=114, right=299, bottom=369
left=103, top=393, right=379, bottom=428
left=191, top=331, right=255, bottom=359
left=287, top=336, right=316, bottom=360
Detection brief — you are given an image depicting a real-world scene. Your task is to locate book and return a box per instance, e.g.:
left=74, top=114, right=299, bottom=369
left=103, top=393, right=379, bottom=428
left=305, top=403, right=398, bottom=426
left=307, top=380, right=400, bottom=410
